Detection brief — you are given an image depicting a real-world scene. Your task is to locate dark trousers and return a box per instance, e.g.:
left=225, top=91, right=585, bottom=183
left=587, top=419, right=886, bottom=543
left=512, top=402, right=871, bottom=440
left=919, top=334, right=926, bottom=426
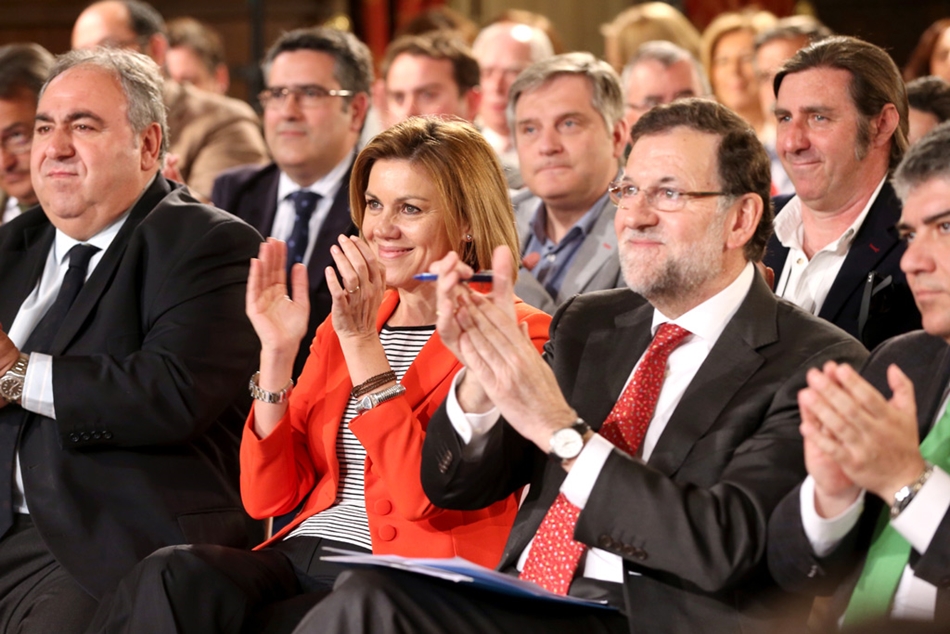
left=290, top=568, right=630, bottom=634
left=87, top=536, right=368, bottom=634
left=0, top=514, right=99, bottom=633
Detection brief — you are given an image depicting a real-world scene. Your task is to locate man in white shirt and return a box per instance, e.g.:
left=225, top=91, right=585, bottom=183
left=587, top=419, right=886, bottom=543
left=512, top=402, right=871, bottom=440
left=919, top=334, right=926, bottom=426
left=0, top=44, right=53, bottom=226
left=212, top=27, right=371, bottom=379
left=292, top=100, right=867, bottom=633
left=0, top=48, right=260, bottom=632
left=767, top=121, right=950, bottom=629
left=472, top=21, right=553, bottom=188
left=763, top=35, right=921, bottom=349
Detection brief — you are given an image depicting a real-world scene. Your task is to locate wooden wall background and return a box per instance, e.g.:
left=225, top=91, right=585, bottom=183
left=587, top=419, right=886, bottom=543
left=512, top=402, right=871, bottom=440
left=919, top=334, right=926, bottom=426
left=0, top=0, right=947, bottom=104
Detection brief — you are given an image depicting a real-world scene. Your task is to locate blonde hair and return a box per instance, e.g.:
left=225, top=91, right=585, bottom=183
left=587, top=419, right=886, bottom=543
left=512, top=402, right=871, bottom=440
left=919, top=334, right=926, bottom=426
left=601, top=2, right=702, bottom=72
left=700, top=10, right=778, bottom=88
left=350, top=117, right=520, bottom=277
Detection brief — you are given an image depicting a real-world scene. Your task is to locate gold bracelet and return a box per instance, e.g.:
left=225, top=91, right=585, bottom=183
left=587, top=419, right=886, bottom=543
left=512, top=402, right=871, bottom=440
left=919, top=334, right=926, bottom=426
left=351, top=370, right=397, bottom=399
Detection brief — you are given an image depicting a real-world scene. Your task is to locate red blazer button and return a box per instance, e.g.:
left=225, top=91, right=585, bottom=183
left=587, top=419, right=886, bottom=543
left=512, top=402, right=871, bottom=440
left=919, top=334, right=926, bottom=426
left=378, top=525, right=396, bottom=541
left=374, top=499, right=393, bottom=515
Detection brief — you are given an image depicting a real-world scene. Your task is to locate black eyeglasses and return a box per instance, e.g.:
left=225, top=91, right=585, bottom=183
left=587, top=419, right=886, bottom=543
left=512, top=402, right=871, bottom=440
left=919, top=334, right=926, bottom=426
left=0, top=127, right=31, bottom=156
left=608, top=180, right=727, bottom=212
left=258, top=84, right=354, bottom=108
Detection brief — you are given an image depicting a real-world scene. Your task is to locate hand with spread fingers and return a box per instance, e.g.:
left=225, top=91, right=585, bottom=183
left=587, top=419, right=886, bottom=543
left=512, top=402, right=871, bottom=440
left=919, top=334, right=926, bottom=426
left=800, top=361, right=927, bottom=509
left=246, top=238, right=311, bottom=362
left=326, top=234, right=387, bottom=343
left=436, top=245, right=577, bottom=451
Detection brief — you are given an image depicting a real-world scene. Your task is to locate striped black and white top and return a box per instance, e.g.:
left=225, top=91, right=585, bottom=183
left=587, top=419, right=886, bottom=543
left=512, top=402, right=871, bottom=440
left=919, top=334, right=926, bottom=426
left=286, top=323, right=436, bottom=550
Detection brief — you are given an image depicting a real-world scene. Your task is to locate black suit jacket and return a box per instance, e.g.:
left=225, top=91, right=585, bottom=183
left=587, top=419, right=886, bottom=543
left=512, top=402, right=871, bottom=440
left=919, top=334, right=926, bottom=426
left=211, top=162, right=358, bottom=378
left=763, top=184, right=921, bottom=349
left=0, top=176, right=262, bottom=599
left=768, top=330, right=950, bottom=626
left=422, top=273, right=869, bottom=633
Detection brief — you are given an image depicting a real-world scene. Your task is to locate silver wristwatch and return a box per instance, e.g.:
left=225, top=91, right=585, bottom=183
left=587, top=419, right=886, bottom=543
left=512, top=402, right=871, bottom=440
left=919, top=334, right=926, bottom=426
left=549, top=419, right=591, bottom=463
left=248, top=372, right=294, bottom=404
left=890, top=461, right=935, bottom=519
left=0, top=353, right=29, bottom=404
left=355, top=384, right=406, bottom=413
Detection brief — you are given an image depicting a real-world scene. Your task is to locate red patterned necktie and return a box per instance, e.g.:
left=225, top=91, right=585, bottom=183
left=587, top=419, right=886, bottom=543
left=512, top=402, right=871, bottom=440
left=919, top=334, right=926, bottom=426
left=519, top=323, right=692, bottom=595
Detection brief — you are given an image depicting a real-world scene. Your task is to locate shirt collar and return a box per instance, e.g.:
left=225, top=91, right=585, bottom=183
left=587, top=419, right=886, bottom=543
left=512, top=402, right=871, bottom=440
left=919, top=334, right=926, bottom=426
left=277, top=151, right=354, bottom=203
left=774, top=176, right=887, bottom=256
left=529, top=192, right=610, bottom=245
left=651, top=261, right=755, bottom=347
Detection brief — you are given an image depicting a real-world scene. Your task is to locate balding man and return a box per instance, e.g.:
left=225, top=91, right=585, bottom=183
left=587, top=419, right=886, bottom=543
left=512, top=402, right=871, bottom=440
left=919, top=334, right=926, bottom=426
left=620, top=40, right=709, bottom=131
left=72, top=0, right=268, bottom=200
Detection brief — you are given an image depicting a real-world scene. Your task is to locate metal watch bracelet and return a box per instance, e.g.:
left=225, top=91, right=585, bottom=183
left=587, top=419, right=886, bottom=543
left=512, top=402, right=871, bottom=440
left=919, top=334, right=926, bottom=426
left=890, top=461, right=935, bottom=519
left=248, top=371, right=294, bottom=404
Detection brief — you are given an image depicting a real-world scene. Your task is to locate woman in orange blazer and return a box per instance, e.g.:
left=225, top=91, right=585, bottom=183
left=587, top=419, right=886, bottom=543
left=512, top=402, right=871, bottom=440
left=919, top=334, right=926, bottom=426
left=88, top=118, right=552, bottom=634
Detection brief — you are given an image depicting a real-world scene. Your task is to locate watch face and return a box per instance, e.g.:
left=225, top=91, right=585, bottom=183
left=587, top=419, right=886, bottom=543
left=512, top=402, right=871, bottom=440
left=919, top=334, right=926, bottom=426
left=0, top=375, right=23, bottom=401
left=551, top=428, right=584, bottom=460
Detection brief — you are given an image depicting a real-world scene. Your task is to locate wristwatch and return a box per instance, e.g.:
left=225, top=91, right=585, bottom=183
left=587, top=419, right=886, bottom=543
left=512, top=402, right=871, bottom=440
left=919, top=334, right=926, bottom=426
left=549, top=419, right=591, bottom=463
left=890, top=461, right=935, bottom=519
left=248, top=372, right=294, bottom=404
left=0, top=353, right=29, bottom=404
left=355, top=384, right=406, bottom=413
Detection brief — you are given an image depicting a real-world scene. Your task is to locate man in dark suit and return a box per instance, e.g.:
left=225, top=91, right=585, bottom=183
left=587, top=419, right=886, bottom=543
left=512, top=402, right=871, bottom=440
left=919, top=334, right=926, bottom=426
left=0, top=48, right=260, bottom=632
left=763, top=36, right=921, bottom=349
left=212, top=27, right=371, bottom=379
left=293, top=100, right=868, bottom=633
left=767, top=122, right=950, bottom=629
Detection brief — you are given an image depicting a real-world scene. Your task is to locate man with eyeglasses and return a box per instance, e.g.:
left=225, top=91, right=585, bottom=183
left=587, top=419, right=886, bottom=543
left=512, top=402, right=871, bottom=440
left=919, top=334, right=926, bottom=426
left=0, top=44, right=53, bottom=226
left=71, top=0, right=268, bottom=201
left=291, top=98, right=867, bottom=634
left=212, top=27, right=370, bottom=380
left=620, top=40, right=710, bottom=132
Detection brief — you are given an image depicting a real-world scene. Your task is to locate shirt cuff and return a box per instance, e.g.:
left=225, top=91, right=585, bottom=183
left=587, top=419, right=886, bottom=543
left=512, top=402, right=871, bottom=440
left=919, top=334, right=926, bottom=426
left=891, top=466, right=950, bottom=555
left=446, top=368, right=500, bottom=458
left=800, top=474, right=865, bottom=558
left=21, top=352, right=56, bottom=419
left=561, top=433, right=615, bottom=509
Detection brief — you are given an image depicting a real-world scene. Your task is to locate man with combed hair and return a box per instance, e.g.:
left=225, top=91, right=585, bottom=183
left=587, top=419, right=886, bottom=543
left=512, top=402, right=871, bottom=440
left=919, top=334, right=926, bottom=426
left=213, top=26, right=371, bottom=380
left=472, top=20, right=554, bottom=188
left=620, top=39, right=710, bottom=131
left=764, top=35, right=921, bottom=349
left=72, top=0, right=268, bottom=200
left=907, top=75, right=950, bottom=145
left=0, top=48, right=260, bottom=632
left=381, top=31, right=481, bottom=128
left=166, top=16, right=229, bottom=95
left=0, top=43, right=53, bottom=226
left=506, top=52, right=629, bottom=315
left=291, top=99, right=868, bottom=633
left=768, top=120, right=950, bottom=629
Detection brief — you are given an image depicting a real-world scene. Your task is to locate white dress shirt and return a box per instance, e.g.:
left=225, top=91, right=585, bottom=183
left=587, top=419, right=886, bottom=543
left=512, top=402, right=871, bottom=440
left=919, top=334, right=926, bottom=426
left=800, top=391, right=950, bottom=622
left=6, top=212, right=129, bottom=514
left=774, top=177, right=886, bottom=315
left=270, top=155, right=351, bottom=266
left=448, top=262, right=756, bottom=583
left=2, top=195, right=23, bottom=224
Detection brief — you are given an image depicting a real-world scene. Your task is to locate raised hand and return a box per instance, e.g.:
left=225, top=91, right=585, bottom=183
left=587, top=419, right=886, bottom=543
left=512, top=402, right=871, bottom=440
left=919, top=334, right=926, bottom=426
left=326, top=234, right=386, bottom=342
left=246, top=238, right=310, bottom=365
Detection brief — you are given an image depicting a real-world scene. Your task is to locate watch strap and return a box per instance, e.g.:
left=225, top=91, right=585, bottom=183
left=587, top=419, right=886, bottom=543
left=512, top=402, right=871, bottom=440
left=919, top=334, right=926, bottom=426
left=890, top=461, right=935, bottom=519
left=248, top=372, right=294, bottom=404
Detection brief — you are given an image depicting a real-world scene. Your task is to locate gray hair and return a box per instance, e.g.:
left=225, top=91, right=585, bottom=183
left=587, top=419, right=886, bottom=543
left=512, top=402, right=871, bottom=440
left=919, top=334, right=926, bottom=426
left=262, top=27, right=374, bottom=101
left=893, top=120, right=950, bottom=201
left=507, top=52, right=623, bottom=134
left=42, top=48, right=168, bottom=160
left=620, top=40, right=711, bottom=97
left=473, top=21, right=554, bottom=64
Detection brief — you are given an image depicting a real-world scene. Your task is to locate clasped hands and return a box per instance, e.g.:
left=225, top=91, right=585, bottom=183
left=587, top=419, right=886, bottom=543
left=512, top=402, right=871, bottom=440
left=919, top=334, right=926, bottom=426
left=431, top=245, right=576, bottom=453
left=799, top=360, right=927, bottom=518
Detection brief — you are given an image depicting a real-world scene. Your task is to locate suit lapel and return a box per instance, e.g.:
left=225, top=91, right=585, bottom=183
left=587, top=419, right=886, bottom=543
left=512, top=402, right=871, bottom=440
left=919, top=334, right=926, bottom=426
left=648, top=275, right=777, bottom=476
left=49, top=177, right=173, bottom=354
left=0, top=216, right=55, bottom=328
left=917, top=344, right=950, bottom=438
left=763, top=195, right=795, bottom=281
left=308, top=163, right=356, bottom=291
left=558, top=199, right=618, bottom=299
left=819, top=184, right=903, bottom=322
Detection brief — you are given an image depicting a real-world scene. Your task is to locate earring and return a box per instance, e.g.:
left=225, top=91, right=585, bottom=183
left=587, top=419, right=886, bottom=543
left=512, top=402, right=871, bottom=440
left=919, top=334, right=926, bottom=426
left=464, top=233, right=473, bottom=242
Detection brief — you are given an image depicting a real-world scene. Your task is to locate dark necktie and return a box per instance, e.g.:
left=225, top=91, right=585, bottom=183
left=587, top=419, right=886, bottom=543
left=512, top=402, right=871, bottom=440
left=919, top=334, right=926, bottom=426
left=286, top=191, right=320, bottom=276
left=519, top=323, right=692, bottom=595
left=0, top=243, right=100, bottom=536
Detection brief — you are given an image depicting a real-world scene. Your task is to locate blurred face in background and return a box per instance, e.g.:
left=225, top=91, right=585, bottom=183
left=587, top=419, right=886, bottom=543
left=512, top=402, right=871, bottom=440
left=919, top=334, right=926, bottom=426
left=712, top=29, right=758, bottom=115
left=0, top=89, right=38, bottom=205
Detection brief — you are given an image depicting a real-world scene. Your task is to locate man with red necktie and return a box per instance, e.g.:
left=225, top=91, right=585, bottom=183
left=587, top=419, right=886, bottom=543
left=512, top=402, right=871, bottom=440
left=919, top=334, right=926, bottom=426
left=291, top=99, right=867, bottom=633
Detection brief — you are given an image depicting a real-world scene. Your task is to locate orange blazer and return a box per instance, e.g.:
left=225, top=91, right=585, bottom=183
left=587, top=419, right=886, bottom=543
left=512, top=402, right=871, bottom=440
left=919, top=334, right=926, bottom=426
left=241, top=289, right=552, bottom=568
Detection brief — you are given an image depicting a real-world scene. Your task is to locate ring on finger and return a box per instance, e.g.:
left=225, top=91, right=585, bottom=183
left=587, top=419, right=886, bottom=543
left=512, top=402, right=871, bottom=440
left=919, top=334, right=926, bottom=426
left=346, top=285, right=360, bottom=294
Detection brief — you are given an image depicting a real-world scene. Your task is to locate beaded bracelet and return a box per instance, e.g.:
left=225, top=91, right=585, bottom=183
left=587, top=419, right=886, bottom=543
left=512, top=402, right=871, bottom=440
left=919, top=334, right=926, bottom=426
left=351, top=370, right=397, bottom=399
